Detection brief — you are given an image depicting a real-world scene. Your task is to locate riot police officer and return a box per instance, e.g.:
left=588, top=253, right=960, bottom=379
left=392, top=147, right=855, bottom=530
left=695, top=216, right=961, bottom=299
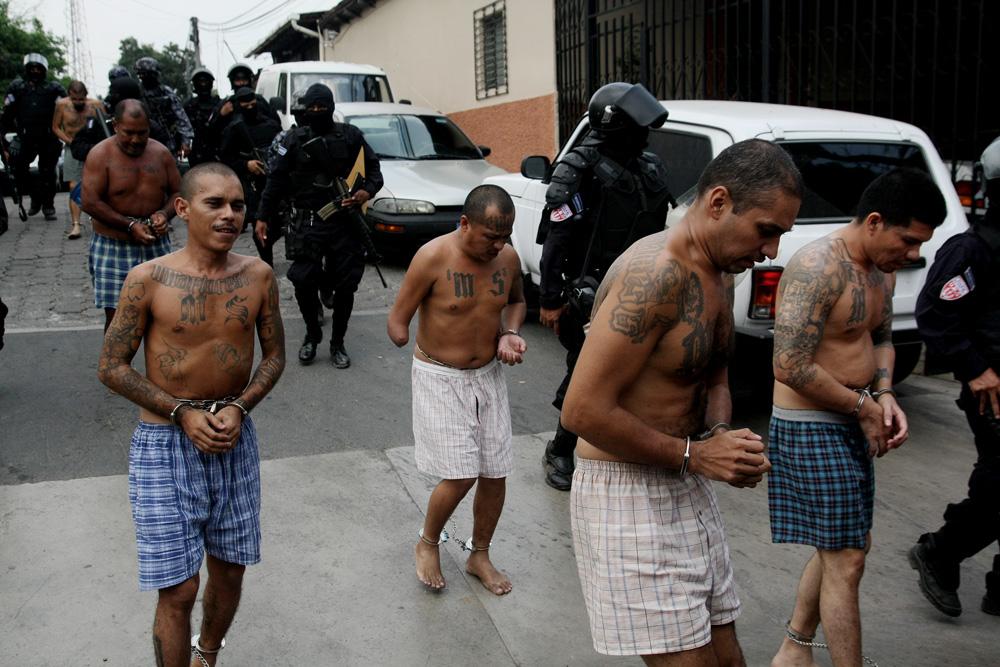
left=538, top=82, right=673, bottom=490
left=909, top=137, right=1000, bottom=618
left=256, top=83, right=382, bottom=369
left=184, top=67, right=220, bottom=166
left=133, top=57, right=193, bottom=156
left=1, top=54, right=67, bottom=220
left=108, top=65, right=130, bottom=82
left=219, top=87, right=281, bottom=264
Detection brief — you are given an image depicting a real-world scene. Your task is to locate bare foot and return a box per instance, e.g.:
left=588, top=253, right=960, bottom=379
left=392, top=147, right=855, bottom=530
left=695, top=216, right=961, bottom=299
left=466, top=550, right=512, bottom=595
left=415, top=540, right=446, bottom=590
left=771, top=638, right=820, bottom=667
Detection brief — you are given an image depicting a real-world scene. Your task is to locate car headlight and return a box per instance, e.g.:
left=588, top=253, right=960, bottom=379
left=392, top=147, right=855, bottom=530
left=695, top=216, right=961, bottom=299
left=371, top=198, right=436, bottom=215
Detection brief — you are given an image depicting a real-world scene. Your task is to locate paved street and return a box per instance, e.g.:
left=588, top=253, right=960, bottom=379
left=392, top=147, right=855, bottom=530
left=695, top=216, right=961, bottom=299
left=1, top=199, right=998, bottom=665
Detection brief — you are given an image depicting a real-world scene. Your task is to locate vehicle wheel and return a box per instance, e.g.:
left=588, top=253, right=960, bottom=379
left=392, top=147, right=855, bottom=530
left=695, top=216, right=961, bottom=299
left=893, top=342, right=922, bottom=384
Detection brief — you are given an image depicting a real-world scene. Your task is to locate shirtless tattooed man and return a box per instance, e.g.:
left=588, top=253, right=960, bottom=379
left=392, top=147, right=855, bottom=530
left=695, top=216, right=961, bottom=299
left=51, top=79, right=101, bottom=238
left=562, top=140, right=803, bottom=666
left=98, top=162, right=285, bottom=667
left=388, top=184, right=527, bottom=595
left=768, top=169, right=946, bottom=667
left=82, top=99, right=180, bottom=330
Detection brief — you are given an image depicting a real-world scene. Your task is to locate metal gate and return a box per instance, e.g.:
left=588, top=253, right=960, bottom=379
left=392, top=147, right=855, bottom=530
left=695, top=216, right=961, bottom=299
left=554, top=0, right=998, bottom=163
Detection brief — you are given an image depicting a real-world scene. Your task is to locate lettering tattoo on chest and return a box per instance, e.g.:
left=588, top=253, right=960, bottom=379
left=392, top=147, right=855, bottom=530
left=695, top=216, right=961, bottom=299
left=446, top=269, right=475, bottom=298
left=847, top=287, right=867, bottom=326
left=489, top=268, right=508, bottom=297
left=151, top=265, right=251, bottom=327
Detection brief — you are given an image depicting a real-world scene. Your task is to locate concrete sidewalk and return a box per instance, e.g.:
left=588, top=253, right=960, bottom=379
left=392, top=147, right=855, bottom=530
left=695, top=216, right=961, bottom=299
left=2, top=381, right=999, bottom=666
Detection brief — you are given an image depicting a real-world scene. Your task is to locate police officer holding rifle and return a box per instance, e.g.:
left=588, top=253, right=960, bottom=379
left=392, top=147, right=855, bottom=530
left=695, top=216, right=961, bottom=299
left=256, top=83, right=383, bottom=369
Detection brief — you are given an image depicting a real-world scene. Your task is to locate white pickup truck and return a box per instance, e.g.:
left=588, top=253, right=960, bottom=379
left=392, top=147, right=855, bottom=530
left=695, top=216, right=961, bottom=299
left=484, top=100, right=968, bottom=382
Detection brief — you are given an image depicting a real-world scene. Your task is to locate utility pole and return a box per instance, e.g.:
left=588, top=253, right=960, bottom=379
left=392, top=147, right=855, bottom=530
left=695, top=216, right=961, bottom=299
left=65, top=0, right=95, bottom=88
left=190, top=17, right=202, bottom=67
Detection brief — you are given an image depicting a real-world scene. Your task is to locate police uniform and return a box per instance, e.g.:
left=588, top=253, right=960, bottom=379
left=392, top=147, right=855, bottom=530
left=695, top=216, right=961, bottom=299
left=184, top=68, right=221, bottom=166
left=134, top=57, right=193, bottom=155
left=258, top=83, right=382, bottom=367
left=539, top=82, right=673, bottom=490
left=219, top=88, right=281, bottom=264
left=910, top=137, right=1000, bottom=617
left=1, top=54, right=67, bottom=219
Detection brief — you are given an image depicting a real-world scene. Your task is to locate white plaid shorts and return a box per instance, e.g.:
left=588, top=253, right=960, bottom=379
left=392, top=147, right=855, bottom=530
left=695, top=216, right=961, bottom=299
left=411, top=357, right=513, bottom=479
left=571, top=459, right=742, bottom=656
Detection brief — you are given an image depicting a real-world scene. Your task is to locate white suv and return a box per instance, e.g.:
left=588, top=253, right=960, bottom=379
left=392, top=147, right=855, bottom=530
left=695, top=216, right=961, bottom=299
left=484, top=100, right=968, bottom=382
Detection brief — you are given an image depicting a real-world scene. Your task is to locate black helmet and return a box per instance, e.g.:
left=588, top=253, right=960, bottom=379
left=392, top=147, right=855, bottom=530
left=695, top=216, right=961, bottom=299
left=134, top=57, right=160, bottom=75
left=108, top=65, right=130, bottom=82
left=587, top=82, right=667, bottom=133
left=227, top=63, right=253, bottom=83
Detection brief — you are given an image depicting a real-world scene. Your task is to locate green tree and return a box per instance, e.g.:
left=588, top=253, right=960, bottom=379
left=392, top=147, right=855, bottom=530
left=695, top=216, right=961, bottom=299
left=118, top=37, right=194, bottom=96
left=0, top=0, right=68, bottom=94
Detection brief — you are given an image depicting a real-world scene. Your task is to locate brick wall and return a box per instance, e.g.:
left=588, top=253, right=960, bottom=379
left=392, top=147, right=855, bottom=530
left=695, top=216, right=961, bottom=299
left=448, top=93, right=558, bottom=173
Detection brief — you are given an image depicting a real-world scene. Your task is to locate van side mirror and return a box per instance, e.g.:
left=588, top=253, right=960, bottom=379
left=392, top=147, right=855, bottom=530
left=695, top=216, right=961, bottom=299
left=269, top=97, right=285, bottom=114
left=521, top=155, right=551, bottom=180
left=478, top=145, right=492, bottom=157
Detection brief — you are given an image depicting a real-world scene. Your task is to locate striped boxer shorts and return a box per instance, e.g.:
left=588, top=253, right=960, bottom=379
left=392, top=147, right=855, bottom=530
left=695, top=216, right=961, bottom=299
left=411, top=356, right=513, bottom=479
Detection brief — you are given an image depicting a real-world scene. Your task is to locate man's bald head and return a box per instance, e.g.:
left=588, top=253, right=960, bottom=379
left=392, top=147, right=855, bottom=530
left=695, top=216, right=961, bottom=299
left=114, top=98, right=149, bottom=123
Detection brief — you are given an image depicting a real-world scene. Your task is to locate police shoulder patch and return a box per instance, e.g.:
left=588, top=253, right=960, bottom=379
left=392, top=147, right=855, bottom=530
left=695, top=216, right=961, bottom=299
left=276, top=145, right=288, bottom=156
left=940, top=275, right=971, bottom=301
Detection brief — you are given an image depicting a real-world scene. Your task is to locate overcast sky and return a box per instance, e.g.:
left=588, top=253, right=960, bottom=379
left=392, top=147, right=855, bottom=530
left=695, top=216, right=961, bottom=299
left=17, top=0, right=332, bottom=97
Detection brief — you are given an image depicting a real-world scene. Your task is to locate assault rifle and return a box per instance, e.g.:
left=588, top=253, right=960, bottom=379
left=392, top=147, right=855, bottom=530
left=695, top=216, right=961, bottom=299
left=1, top=136, right=28, bottom=221
left=302, top=135, right=387, bottom=288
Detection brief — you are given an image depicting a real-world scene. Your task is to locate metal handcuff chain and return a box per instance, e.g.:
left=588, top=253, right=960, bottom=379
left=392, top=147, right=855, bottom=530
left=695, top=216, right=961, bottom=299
left=420, top=517, right=491, bottom=552
left=785, top=621, right=879, bottom=666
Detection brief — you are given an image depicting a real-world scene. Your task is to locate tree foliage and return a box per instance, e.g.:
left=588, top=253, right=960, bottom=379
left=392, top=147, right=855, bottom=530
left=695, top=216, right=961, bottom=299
left=0, top=1, right=69, bottom=94
left=117, top=37, right=194, bottom=96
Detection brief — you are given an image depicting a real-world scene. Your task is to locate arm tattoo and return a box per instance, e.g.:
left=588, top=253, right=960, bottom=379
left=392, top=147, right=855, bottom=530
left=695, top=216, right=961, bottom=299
left=773, top=240, right=846, bottom=389
left=872, top=281, right=894, bottom=347
left=242, top=272, right=286, bottom=410
left=873, top=367, right=890, bottom=382
left=97, top=304, right=179, bottom=416
left=607, top=246, right=682, bottom=343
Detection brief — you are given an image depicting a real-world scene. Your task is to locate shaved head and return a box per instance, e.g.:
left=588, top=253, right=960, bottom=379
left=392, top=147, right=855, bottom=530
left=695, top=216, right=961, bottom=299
left=180, top=162, right=240, bottom=200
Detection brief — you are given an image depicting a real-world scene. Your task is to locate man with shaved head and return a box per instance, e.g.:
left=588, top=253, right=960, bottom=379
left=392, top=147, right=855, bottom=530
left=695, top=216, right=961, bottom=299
left=99, top=161, right=285, bottom=667
left=82, top=99, right=180, bottom=330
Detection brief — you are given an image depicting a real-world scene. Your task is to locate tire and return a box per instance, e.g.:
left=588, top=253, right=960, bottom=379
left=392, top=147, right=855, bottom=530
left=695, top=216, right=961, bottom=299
left=893, top=342, right=922, bottom=384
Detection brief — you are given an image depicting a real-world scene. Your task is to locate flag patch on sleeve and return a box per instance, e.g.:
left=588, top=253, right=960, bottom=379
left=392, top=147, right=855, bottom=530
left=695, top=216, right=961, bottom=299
left=940, top=275, right=971, bottom=301
left=550, top=203, right=573, bottom=222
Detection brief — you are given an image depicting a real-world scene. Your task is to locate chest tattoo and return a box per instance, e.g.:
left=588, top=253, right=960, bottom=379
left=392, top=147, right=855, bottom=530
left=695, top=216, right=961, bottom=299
left=447, top=269, right=475, bottom=298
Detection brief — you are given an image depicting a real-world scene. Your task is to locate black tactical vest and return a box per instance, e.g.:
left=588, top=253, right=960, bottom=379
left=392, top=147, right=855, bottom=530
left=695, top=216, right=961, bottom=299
left=142, top=86, right=179, bottom=149
left=9, top=80, right=63, bottom=134
left=289, top=125, right=353, bottom=210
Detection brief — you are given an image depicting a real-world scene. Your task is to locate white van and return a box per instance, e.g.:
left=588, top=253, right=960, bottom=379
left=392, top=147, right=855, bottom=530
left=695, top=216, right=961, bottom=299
left=255, top=61, right=394, bottom=130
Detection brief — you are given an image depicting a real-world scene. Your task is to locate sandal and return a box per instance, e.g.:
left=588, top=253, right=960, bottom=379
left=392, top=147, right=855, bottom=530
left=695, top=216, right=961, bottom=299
left=191, top=634, right=225, bottom=667
left=67, top=221, right=82, bottom=240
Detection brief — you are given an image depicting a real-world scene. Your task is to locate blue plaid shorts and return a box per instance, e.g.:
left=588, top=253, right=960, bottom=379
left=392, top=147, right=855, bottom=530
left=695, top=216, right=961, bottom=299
left=767, top=408, right=874, bottom=550
left=128, top=418, right=261, bottom=591
left=88, top=232, right=171, bottom=308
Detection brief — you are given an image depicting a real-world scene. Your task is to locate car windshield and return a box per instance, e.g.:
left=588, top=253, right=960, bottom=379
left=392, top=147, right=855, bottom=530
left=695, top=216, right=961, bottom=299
left=291, top=73, right=392, bottom=103
left=345, top=114, right=482, bottom=160
left=672, top=141, right=931, bottom=223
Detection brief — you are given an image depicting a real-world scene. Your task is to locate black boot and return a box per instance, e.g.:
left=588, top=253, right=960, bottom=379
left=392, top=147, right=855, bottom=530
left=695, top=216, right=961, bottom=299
left=908, top=533, right=962, bottom=617
left=298, top=330, right=321, bottom=365
left=543, top=423, right=577, bottom=491
left=27, top=200, right=42, bottom=216
left=983, top=555, right=1000, bottom=616
left=42, top=205, right=56, bottom=221
left=330, top=342, right=350, bottom=369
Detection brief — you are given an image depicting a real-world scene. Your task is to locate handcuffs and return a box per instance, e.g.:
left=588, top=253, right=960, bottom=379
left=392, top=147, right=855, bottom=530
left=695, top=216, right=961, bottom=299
left=170, top=397, right=249, bottom=425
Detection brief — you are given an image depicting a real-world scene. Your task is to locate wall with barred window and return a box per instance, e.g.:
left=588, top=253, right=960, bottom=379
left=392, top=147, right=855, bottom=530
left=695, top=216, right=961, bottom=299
left=325, top=0, right=558, bottom=172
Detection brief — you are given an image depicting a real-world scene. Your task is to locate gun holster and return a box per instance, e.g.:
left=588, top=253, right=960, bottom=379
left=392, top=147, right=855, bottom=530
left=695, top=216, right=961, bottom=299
left=566, top=275, right=600, bottom=318
left=284, top=210, right=320, bottom=262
